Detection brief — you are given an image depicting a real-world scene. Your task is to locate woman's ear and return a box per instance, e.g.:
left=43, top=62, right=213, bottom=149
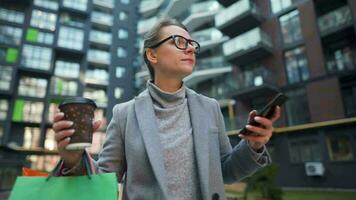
left=146, top=48, right=158, bottom=64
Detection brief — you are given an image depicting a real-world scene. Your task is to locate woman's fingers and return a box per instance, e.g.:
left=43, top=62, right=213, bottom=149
left=270, top=106, right=281, bottom=122
left=53, top=112, right=64, bottom=123
left=55, top=129, right=75, bottom=142
left=53, top=120, right=73, bottom=132
left=57, top=137, right=71, bottom=150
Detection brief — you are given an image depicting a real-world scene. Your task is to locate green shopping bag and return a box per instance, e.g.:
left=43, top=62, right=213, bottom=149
left=9, top=152, right=118, bottom=200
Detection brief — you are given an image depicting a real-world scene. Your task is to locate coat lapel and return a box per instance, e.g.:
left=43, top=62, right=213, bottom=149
left=186, top=88, right=210, bottom=200
left=134, top=90, right=169, bottom=198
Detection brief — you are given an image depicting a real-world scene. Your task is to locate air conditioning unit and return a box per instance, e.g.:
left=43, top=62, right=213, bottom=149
left=305, top=162, right=325, bottom=176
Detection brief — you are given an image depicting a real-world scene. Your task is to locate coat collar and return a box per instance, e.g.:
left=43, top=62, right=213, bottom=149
left=134, top=88, right=210, bottom=200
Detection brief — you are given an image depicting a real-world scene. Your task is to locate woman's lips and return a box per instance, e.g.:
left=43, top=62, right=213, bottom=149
left=181, top=58, right=195, bottom=64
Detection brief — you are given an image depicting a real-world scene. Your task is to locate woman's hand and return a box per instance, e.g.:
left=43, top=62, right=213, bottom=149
left=52, top=110, right=101, bottom=167
left=238, top=106, right=281, bottom=151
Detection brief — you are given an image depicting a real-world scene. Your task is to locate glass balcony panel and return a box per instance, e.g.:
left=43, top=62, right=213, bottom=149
left=89, top=30, right=112, bottom=45
left=91, top=11, right=113, bottom=26
left=192, top=28, right=223, bottom=43
left=190, top=1, right=221, bottom=14
left=87, top=49, right=111, bottom=65
left=93, top=0, right=114, bottom=9
left=318, top=6, right=353, bottom=34
left=215, top=0, right=253, bottom=27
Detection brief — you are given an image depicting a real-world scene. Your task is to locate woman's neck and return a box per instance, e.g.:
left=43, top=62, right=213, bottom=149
left=153, top=78, right=183, bottom=93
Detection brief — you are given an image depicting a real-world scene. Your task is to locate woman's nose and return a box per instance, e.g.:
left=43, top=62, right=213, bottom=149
left=185, top=43, right=196, bottom=54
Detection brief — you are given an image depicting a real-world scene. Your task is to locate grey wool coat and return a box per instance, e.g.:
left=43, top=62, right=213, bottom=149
left=93, top=87, right=271, bottom=200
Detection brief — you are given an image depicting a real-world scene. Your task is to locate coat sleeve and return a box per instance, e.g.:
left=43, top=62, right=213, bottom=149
left=213, top=100, right=271, bottom=184
left=94, top=104, right=126, bottom=182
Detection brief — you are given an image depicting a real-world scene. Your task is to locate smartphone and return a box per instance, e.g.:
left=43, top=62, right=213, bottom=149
left=239, top=93, right=288, bottom=136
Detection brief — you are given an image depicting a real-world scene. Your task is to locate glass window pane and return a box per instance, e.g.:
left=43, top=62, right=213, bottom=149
left=0, top=25, right=22, bottom=45
left=327, top=135, right=353, bottom=161
left=0, top=65, right=13, bottom=91
left=0, top=99, right=9, bottom=120
left=118, top=29, right=128, bottom=39
left=285, top=46, right=309, bottom=84
left=34, top=0, right=59, bottom=10
left=285, top=88, right=311, bottom=125
left=57, top=26, right=84, bottom=50
left=50, top=77, right=78, bottom=96
left=116, top=67, right=126, bottom=78
left=83, top=88, right=107, bottom=107
left=63, top=0, right=88, bottom=11
left=12, top=100, right=44, bottom=123
left=117, top=47, right=127, bottom=58
left=21, top=44, right=52, bottom=71
left=54, top=60, right=80, bottom=78
left=0, top=8, right=25, bottom=24
left=270, top=0, right=292, bottom=14
left=280, top=10, right=302, bottom=44
left=23, top=127, right=41, bottom=149
left=18, top=76, right=48, bottom=98
left=30, top=10, right=57, bottom=31
left=289, top=136, right=322, bottom=163
left=119, top=11, right=128, bottom=21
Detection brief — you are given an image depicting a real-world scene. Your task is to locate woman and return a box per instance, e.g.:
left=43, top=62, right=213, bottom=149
left=53, top=18, right=280, bottom=200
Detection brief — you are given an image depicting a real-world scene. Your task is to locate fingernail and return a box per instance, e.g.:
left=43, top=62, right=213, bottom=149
left=246, top=125, right=252, bottom=129
left=70, top=129, right=75, bottom=133
left=66, top=137, right=71, bottom=141
left=238, top=134, right=243, bottom=137
left=68, top=121, right=74, bottom=126
left=254, top=116, right=261, bottom=121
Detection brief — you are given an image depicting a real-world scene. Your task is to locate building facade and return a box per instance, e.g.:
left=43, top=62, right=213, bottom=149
left=0, top=0, right=139, bottom=195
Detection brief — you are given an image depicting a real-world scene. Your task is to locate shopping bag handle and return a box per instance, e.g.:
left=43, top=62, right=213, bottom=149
left=46, top=151, right=94, bottom=181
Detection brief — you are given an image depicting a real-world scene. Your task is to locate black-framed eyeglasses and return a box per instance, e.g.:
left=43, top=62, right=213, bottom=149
left=146, top=35, right=200, bottom=54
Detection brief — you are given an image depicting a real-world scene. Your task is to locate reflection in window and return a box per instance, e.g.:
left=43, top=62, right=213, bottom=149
left=119, top=11, right=128, bottom=21
left=0, top=8, right=25, bottom=24
left=118, top=28, right=128, bottom=39
left=59, top=13, right=85, bottom=28
left=51, top=77, right=78, bottom=96
left=285, top=88, right=310, bottom=126
left=0, top=65, right=12, bottom=91
left=21, top=44, right=52, bottom=71
left=0, top=99, right=8, bottom=120
left=57, top=26, right=84, bottom=50
left=270, top=0, right=292, bottom=14
left=280, top=10, right=303, bottom=45
left=117, top=47, right=127, bottom=58
left=116, top=67, right=126, bottom=78
left=30, top=10, right=57, bottom=31
left=18, top=76, right=48, bottom=98
left=289, top=137, right=322, bottom=163
left=84, top=88, right=107, bottom=107
left=285, top=46, right=309, bottom=84
left=34, top=0, right=59, bottom=10
left=63, top=0, right=88, bottom=11
left=0, top=25, right=22, bottom=46
left=12, top=100, right=44, bottom=123
left=54, top=60, right=80, bottom=78
left=23, top=127, right=41, bottom=149
left=327, top=135, right=353, bottom=161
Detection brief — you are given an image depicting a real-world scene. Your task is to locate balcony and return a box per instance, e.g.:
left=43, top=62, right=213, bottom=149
left=91, top=11, right=113, bottom=27
left=93, top=0, right=114, bottom=10
left=223, top=27, right=272, bottom=66
left=161, top=0, right=197, bottom=18
left=182, top=1, right=222, bottom=32
left=87, top=49, right=111, bottom=66
left=317, top=5, right=353, bottom=40
left=184, top=56, right=232, bottom=86
left=215, top=0, right=263, bottom=37
left=326, top=46, right=356, bottom=74
left=192, top=28, right=228, bottom=53
left=137, top=16, right=158, bottom=35
left=223, top=67, right=278, bottom=100
left=139, top=0, right=164, bottom=18
left=89, top=30, right=112, bottom=46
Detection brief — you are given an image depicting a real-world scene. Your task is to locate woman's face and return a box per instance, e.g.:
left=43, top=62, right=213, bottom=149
left=151, top=25, right=197, bottom=80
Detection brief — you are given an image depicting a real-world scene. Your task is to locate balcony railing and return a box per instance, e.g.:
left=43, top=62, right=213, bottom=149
left=326, top=47, right=356, bottom=73
left=195, top=56, right=229, bottom=71
left=93, top=0, right=114, bottom=9
left=318, top=5, right=353, bottom=35
left=223, top=27, right=272, bottom=64
left=139, top=0, right=164, bottom=16
left=190, top=0, right=221, bottom=14
left=192, top=28, right=224, bottom=43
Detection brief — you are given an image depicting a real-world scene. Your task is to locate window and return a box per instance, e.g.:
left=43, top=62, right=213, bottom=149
left=23, top=127, right=41, bottom=149
left=91, top=11, right=113, bottom=26
left=0, top=8, right=24, bottom=24
left=50, top=77, right=78, bottom=96
left=121, top=0, right=130, bottom=5
left=116, top=67, right=126, bottom=78
left=0, top=65, right=13, bottom=91
left=0, top=99, right=8, bottom=120
left=0, top=25, right=22, bottom=46
left=89, top=30, right=112, bottom=45
left=63, top=0, right=88, bottom=11
left=279, top=10, right=303, bottom=45
left=12, top=100, right=44, bottom=123
left=326, top=46, right=355, bottom=73
left=21, top=44, right=52, bottom=71
left=285, top=88, right=310, bottom=125
left=327, top=134, right=353, bottom=161
left=289, top=136, right=322, bottom=163
left=119, top=11, right=128, bottom=21
left=34, top=0, right=59, bottom=10
left=115, top=87, right=124, bottom=99
left=118, top=28, right=128, bottom=39
left=85, top=69, right=108, bottom=85
left=117, top=47, right=127, bottom=58
left=87, top=49, right=111, bottom=65
left=26, top=28, right=54, bottom=45
left=18, top=76, right=48, bottom=98
left=30, top=10, right=57, bottom=31
left=285, top=46, right=309, bottom=84
left=270, top=0, right=292, bottom=14
left=57, top=26, right=84, bottom=50
left=45, top=129, right=57, bottom=150
left=342, top=78, right=356, bottom=117
left=0, top=47, right=19, bottom=64
left=59, top=13, right=85, bottom=28
left=54, top=60, right=80, bottom=78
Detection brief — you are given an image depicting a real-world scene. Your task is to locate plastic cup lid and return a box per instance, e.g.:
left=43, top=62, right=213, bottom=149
left=59, top=97, right=97, bottom=109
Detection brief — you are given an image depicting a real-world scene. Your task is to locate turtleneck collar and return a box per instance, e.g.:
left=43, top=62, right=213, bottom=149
left=147, top=80, right=186, bottom=108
